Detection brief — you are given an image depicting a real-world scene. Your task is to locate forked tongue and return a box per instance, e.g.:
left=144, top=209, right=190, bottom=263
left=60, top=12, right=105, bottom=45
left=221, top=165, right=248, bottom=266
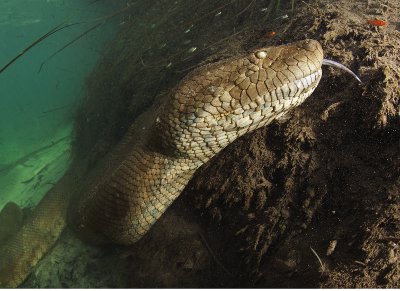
left=322, top=59, right=362, bottom=83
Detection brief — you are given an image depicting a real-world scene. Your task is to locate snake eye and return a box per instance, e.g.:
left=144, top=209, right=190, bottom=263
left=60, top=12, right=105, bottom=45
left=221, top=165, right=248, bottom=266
left=255, top=51, right=267, bottom=59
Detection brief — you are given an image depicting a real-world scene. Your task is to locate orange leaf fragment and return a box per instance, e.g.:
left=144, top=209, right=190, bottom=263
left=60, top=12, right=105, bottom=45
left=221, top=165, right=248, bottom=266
left=367, top=19, right=387, bottom=26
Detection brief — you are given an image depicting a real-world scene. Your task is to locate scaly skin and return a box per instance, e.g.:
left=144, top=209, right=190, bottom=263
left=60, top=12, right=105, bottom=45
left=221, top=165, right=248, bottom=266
left=0, top=39, right=323, bottom=287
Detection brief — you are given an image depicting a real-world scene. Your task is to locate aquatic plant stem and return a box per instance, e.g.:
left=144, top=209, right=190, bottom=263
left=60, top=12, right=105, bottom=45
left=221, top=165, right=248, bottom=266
left=0, top=5, right=131, bottom=75
left=0, top=22, right=82, bottom=75
left=38, top=23, right=103, bottom=73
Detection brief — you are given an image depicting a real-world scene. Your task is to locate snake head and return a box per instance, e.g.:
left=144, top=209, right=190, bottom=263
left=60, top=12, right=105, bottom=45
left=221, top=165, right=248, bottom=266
left=158, top=40, right=323, bottom=160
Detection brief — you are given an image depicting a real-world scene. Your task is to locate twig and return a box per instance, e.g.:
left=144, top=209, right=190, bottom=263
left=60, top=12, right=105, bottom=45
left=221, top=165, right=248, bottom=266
left=0, top=22, right=82, bottom=75
left=38, top=5, right=132, bottom=73
left=38, top=23, right=103, bottom=73
left=354, top=260, right=366, bottom=266
left=41, top=104, right=72, bottom=114
left=198, top=232, right=234, bottom=277
left=301, top=0, right=318, bottom=13
left=235, top=0, right=256, bottom=18
left=1, top=5, right=130, bottom=75
left=88, top=0, right=103, bottom=5
left=174, top=27, right=247, bottom=73
left=181, top=0, right=237, bottom=30
left=310, top=246, right=326, bottom=273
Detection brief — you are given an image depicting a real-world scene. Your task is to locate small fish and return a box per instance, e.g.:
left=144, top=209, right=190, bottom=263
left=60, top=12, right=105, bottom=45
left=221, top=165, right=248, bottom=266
left=367, top=19, right=387, bottom=26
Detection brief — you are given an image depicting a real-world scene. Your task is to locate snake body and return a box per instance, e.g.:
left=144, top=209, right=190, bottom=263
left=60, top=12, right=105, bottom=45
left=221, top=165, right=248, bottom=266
left=0, top=40, right=323, bottom=286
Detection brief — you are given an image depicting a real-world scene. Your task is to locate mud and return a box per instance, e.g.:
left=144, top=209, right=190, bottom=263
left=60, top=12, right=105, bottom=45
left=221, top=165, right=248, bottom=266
left=23, top=0, right=399, bottom=288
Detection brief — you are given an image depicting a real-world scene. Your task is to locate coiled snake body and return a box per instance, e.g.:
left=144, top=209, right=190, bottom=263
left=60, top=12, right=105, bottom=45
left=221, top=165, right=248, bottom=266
left=0, top=39, right=323, bottom=287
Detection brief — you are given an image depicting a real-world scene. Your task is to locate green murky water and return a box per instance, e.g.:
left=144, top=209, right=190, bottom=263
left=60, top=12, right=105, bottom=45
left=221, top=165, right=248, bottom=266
left=0, top=0, right=123, bottom=208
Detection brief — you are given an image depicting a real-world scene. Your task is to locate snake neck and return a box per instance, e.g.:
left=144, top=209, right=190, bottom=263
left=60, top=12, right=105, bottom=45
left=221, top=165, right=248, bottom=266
left=72, top=138, right=201, bottom=245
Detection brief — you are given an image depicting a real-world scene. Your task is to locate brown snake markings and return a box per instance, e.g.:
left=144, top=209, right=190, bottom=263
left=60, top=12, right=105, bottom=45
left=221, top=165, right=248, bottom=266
left=0, top=39, right=323, bottom=287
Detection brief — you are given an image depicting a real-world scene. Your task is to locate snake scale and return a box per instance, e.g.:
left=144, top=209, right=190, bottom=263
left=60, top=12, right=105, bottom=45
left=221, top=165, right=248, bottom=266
left=0, top=39, right=324, bottom=287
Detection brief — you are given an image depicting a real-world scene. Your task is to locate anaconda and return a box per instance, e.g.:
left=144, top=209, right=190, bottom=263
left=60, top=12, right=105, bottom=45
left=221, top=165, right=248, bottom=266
left=0, top=39, right=334, bottom=287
